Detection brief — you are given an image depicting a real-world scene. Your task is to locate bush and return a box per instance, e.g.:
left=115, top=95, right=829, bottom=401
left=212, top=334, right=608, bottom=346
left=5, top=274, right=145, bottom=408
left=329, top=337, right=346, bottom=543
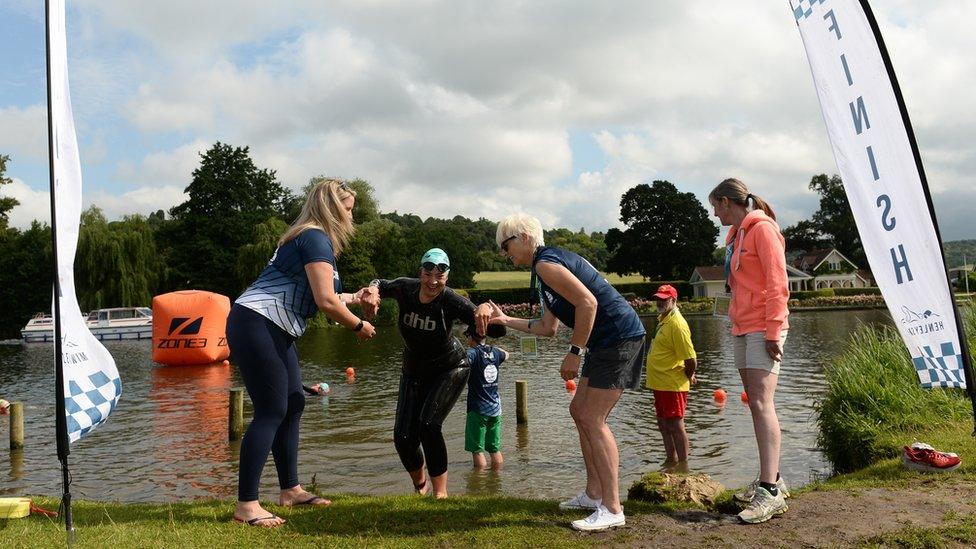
left=613, top=280, right=693, bottom=300
left=816, top=309, right=975, bottom=472
left=790, top=288, right=835, bottom=300
left=833, top=287, right=882, bottom=296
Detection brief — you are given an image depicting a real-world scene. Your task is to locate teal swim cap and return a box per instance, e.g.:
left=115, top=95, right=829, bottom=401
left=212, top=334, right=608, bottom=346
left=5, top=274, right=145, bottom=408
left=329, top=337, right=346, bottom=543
left=420, top=248, right=450, bottom=268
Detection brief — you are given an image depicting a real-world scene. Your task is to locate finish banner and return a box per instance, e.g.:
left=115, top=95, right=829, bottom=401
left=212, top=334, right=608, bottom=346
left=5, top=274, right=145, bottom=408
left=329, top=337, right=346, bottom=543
left=790, top=0, right=967, bottom=388
left=48, top=0, right=122, bottom=442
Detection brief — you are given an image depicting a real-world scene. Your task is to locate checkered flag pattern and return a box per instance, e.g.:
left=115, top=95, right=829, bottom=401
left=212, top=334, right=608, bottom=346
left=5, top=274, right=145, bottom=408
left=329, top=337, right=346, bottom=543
left=912, top=342, right=966, bottom=389
left=64, top=371, right=122, bottom=442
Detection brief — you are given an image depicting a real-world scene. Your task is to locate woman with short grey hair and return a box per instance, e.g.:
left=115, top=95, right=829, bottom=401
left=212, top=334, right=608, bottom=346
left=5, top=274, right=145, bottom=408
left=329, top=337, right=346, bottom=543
left=489, top=213, right=646, bottom=532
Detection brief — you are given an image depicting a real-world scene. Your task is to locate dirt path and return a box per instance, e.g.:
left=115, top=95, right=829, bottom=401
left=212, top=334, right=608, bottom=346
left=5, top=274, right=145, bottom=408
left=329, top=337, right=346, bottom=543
left=589, top=479, right=976, bottom=548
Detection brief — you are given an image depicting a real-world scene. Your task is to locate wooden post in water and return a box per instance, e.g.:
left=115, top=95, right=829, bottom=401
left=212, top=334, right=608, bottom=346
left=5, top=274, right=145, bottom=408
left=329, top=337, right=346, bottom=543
left=229, top=388, right=244, bottom=440
left=9, top=402, right=24, bottom=450
left=516, top=380, right=528, bottom=425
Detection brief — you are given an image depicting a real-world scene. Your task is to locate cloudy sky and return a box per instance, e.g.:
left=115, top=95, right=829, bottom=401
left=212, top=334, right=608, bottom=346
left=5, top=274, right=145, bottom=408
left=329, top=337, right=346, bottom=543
left=1, top=1, right=974, bottom=240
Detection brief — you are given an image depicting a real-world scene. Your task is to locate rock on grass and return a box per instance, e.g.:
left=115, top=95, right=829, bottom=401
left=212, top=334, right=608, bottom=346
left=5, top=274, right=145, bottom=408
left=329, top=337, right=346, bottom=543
left=628, top=472, right=725, bottom=507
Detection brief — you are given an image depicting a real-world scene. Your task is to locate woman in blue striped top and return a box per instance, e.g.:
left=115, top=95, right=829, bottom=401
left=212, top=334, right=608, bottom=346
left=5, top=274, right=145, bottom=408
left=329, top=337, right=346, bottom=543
left=227, top=178, right=376, bottom=528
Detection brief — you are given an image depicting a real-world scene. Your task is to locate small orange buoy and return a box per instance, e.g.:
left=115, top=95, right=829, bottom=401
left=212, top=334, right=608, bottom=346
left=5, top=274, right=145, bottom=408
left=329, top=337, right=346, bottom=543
left=740, top=391, right=749, bottom=403
left=345, top=367, right=355, bottom=377
left=565, top=379, right=577, bottom=392
left=713, top=389, right=727, bottom=402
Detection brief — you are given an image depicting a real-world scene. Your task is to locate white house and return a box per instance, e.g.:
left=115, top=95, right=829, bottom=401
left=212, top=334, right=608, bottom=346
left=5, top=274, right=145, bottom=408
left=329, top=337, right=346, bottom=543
left=793, top=249, right=872, bottom=289
left=689, top=265, right=815, bottom=298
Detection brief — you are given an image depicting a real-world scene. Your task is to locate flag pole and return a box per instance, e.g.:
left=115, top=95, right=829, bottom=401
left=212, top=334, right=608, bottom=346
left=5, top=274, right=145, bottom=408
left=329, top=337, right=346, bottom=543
left=858, top=0, right=976, bottom=435
left=45, top=0, right=74, bottom=532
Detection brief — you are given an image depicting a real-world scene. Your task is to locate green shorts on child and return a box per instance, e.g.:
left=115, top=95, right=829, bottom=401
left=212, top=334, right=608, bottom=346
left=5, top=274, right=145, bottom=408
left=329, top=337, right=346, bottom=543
left=465, top=411, right=502, bottom=453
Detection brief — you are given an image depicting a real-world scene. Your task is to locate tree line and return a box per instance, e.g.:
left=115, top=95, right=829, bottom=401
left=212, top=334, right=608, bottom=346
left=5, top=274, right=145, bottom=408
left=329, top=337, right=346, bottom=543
left=8, top=142, right=959, bottom=339
left=0, top=144, right=634, bottom=338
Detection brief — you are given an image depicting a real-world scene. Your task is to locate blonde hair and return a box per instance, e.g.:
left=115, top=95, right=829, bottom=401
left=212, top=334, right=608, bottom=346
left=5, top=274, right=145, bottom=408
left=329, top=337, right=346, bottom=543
left=279, top=178, right=357, bottom=255
left=708, top=178, right=777, bottom=221
left=496, top=213, right=545, bottom=249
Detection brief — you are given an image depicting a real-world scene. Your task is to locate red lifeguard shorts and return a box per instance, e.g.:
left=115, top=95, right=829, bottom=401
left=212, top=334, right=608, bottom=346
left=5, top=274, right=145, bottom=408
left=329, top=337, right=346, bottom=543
left=652, top=390, right=688, bottom=419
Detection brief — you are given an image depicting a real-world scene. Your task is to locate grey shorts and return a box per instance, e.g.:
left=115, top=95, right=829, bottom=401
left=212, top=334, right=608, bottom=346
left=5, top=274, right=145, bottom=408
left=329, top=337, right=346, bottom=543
left=733, top=331, right=788, bottom=375
left=581, top=336, right=647, bottom=390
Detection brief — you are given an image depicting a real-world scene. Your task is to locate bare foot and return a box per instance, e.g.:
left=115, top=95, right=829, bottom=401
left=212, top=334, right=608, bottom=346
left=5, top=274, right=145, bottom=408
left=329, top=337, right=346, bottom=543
left=279, top=485, right=331, bottom=507
left=234, top=501, right=286, bottom=528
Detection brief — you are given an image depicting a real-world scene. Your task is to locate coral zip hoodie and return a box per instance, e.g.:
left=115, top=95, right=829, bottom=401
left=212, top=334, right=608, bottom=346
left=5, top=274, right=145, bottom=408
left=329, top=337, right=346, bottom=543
left=726, top=209, right=790, bottom=340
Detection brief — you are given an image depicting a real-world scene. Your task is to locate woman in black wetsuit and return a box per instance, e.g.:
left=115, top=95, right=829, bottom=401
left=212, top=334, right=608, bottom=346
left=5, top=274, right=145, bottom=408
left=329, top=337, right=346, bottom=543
left=360, top=248, right=503, bottom=498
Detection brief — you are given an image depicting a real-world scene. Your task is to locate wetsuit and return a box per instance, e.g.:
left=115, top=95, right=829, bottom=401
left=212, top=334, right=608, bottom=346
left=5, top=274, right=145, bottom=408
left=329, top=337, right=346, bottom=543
left=374, top=278, right=505, bottom=477
left=227, top=228, right=341, bottom=501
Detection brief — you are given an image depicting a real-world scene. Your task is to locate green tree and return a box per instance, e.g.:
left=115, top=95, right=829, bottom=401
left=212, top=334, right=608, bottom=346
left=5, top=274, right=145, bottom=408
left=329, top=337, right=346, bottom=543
left=545, top=228, right=608, bottom=271
left=160, top=142, right=290, bottom=297
left=782, top=219, right=829, bottom=253
left=605, top=181, right=718, bottom=280
left=809, top=174, right=865, bottom=265
left=0, top=222, right=52, bottom=337
left=0, top=154, right=20, bottom=228
left=75, top=207, right=167, bottom=310
left=235, top=217, right=289, bottom=289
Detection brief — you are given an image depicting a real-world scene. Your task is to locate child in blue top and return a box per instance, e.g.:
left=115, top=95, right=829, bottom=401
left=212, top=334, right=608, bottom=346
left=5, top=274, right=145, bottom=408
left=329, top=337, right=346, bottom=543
left=464, top=326, right=508, bottom=470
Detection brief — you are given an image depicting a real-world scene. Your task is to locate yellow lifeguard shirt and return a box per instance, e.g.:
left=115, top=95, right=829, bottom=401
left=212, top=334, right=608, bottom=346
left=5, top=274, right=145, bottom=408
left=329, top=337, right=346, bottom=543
left=645, top=308, right=696, bottom=392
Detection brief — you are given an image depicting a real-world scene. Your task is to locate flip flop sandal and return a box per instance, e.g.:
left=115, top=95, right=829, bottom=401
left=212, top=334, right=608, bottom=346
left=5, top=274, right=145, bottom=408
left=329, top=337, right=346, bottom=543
left=293, top=495, right=331, bottom=506
left=233, top=515, right=285, bottom=528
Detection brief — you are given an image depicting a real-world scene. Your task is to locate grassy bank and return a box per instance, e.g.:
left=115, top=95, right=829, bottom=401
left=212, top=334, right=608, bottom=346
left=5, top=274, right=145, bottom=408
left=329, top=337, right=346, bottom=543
left=817, top=308, right=976, bottom=472
left=0, top=492, right=687, bottom=548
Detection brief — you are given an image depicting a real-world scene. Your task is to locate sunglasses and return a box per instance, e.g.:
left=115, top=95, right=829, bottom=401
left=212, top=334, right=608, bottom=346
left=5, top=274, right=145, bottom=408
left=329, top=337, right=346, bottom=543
left=500, top=235, right=517, bottom=253
left=337, top=181, right=351, bottom=191
left=421, top=262, right=449, bottom=274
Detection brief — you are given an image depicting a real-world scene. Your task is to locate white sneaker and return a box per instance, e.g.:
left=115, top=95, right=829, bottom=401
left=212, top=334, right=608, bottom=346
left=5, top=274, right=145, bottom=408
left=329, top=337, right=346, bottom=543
left=558, top=491, right=601, bottom=510
left=734, top=476, right=790, bottom=502
left=571, top=505, right=625, bottom=531
left=738, top=486, right=788, bottom=524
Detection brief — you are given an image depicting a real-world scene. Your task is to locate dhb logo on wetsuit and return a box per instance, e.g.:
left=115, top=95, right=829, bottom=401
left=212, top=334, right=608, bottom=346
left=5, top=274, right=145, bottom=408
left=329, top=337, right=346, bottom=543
left=403, top=312, right=437, bottom=331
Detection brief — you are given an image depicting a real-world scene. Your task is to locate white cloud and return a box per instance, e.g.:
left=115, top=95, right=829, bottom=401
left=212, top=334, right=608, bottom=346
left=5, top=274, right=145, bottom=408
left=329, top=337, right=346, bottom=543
left=6, top=1, right=974, bottom=239
left=87, top=185, right=187, bottom=220
left=4, top=178, right=50, bottom=228
left=0, top=105, right=48, bottom=162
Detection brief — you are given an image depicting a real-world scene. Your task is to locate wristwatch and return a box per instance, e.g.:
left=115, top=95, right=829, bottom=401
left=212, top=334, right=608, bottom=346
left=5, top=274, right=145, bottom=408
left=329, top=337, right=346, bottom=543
left=368, top=279, right=381, bottom=287
left=568, top=344, right=587, bottom=358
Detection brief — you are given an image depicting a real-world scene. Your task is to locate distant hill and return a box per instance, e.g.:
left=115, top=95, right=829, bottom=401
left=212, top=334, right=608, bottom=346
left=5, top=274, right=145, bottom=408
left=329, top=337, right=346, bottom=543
left=944, top=240, right=976, bottom=268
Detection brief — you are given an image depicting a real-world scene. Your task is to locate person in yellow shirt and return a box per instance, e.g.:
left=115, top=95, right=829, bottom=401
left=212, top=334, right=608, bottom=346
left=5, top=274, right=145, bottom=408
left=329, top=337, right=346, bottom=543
left=645, top=285, right=697, bottom=467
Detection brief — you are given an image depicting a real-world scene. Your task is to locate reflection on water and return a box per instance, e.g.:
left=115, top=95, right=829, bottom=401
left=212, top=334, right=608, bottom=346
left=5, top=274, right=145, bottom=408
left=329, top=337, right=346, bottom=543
left=0, top=309, right=891, bottom=503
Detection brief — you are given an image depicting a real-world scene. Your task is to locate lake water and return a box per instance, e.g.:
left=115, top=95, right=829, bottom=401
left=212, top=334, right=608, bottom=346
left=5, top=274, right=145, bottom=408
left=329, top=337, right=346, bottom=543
left=0, top=309, right=891, bottom=503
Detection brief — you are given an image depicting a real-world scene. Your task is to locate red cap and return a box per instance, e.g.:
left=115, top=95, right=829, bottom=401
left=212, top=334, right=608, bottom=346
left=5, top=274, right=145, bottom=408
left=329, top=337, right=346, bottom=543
left=652, top=284, right=678, bottom=300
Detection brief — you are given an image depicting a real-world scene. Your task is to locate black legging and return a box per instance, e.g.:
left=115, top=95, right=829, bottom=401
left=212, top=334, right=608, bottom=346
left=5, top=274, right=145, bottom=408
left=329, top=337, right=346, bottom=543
left=393, top=361, right=470, bottom=477
left=226, top=304, right=305, bottom=502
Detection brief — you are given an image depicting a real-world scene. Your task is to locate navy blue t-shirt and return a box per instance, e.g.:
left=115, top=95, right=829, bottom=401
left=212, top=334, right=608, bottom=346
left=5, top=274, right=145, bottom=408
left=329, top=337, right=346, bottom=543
left=236, top=228, right=341, bottom=337
left=466, top=344, right=506, bottom=416
left=533, top=246, right=645, bottom=349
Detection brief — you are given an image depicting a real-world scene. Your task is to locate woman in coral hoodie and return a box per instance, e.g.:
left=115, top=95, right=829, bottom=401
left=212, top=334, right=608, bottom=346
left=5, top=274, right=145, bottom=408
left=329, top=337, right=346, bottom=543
left=708, top=178, right=790, bottom=525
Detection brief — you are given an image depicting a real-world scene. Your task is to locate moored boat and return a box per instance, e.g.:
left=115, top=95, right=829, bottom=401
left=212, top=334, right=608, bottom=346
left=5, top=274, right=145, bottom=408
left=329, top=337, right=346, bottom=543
left=21, top=307, right=153, bottom=343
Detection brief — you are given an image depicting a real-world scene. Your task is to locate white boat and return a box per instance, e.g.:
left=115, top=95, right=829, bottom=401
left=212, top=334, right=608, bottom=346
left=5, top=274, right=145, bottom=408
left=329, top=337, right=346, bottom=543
left=21, top=307, right=154, bottom=343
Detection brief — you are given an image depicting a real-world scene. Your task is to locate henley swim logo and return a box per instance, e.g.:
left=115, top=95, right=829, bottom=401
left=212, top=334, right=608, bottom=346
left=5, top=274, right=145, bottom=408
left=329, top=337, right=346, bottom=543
left=403, top=312, right=436, bottom=331
left=900, top=305, right=944, bottom=336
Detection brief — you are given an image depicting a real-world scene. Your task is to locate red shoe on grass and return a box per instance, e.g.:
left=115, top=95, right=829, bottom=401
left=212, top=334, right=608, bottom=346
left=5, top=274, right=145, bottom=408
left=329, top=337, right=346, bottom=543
left=902, top=444, right=961, bottom=473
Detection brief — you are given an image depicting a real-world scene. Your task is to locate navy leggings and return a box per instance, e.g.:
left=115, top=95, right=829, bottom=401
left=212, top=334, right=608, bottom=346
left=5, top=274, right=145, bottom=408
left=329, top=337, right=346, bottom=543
left=226, top=305, right=305, bottom=502
left=394, top=362, right=470, bottom=477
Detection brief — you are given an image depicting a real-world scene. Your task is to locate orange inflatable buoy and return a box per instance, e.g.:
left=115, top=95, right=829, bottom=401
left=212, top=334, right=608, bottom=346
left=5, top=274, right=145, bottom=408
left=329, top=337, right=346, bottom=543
left=713, top=389, right=727, bottom=402
left=740, top=391, right=749, bottom=403
left=565, top=379, right=577, bottom=392
left=152, top=290, right=231, bottom=366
